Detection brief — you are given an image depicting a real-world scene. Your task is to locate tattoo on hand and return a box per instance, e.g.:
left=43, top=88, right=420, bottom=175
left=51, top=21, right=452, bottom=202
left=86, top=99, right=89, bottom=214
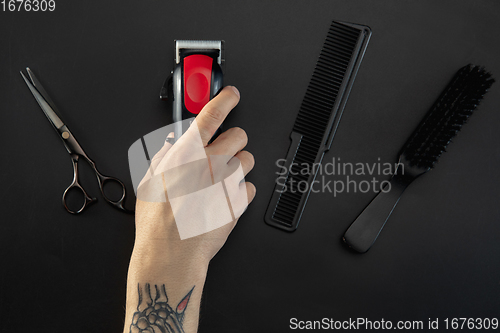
left=130, top=283, right=194, bottom=333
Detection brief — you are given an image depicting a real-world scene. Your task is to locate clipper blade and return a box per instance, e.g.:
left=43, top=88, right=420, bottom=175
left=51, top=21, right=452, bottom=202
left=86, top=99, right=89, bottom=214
left=175, top=40, right=224, bottom=66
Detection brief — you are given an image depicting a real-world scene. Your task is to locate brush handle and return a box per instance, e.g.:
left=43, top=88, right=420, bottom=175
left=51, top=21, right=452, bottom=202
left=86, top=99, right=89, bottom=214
left=343, top=171, right=414, bottom=253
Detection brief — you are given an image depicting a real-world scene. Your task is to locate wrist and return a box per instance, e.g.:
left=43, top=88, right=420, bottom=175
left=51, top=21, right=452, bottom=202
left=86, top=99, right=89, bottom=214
left=125, top=245, right=207, bottom=333
left=130, top=242, right=210, bottom=278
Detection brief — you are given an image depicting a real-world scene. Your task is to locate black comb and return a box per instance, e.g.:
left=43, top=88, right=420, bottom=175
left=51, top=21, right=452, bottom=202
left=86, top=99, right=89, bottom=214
left=265, top=21, right=372, bottom=231
left=343, top=64, right=495, bottom=253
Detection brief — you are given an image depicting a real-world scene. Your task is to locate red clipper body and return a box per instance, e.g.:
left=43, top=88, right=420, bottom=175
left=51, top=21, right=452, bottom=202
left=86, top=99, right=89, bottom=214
left=161, top=40, right=224, bottom=142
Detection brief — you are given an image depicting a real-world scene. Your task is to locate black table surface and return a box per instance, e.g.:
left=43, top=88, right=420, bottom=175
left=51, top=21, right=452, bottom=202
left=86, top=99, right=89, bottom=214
left=1, top=1, right=500, bottom=332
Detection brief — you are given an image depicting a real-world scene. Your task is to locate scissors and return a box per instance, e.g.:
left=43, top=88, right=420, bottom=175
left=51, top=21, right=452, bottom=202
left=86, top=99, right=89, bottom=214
left=20, top=67, right=134, bottom=214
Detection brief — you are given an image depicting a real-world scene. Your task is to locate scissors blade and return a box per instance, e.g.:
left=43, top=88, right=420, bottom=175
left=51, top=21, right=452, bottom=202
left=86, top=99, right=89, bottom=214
left=26, top=67, right=61, bottom=114
left=20, top=69, right=65, bottom=129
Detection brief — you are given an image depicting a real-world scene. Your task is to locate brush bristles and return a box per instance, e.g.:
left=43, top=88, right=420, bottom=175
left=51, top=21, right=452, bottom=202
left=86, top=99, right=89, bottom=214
left=402, top=64, right=495, bottom=169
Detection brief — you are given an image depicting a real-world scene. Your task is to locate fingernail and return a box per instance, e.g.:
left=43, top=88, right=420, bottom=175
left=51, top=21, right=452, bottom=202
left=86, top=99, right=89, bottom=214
left=230, top=86, right=240, bottom=98
left=165, top=132, right=175, bottom=144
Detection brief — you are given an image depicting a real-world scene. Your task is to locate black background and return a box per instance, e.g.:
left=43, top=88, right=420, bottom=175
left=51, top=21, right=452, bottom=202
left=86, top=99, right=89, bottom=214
left=1, top=1, right=500, bottom=332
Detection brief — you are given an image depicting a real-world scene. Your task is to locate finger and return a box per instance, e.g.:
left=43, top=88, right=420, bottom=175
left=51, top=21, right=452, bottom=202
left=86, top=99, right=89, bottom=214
left=194, top=86, right=240, bottom=146
left=215, top=181, right=256, bottom=245
left=207, top=127, right=248, bottom=159
left=245, top=182, right=256, bottom=204
left=137, top=134, right=174, bottom=190
left=150, top=132, right=175, bottom=175
left=231, top=150, right=255, bottom=176
left=226, top=182, right=256, bottom=231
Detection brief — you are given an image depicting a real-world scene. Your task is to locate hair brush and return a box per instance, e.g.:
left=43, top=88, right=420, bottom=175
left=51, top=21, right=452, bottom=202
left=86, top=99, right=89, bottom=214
left=343, top=64, right=495, bottom=253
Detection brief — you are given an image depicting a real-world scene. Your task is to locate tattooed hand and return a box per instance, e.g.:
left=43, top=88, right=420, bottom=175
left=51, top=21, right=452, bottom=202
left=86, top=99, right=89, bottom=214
left=124, top=86, right=256, bottom=333
left=133, top=86, right=255, bottom=262
left=130, top=284, right=193, bottom=333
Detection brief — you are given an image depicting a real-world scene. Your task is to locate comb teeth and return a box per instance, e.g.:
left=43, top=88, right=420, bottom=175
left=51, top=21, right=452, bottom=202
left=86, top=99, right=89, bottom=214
left=266, top=21, right=371, bottom=230
left=292, top=22, right=360, bottom=149
left=403, top=65, right=495, bottom=169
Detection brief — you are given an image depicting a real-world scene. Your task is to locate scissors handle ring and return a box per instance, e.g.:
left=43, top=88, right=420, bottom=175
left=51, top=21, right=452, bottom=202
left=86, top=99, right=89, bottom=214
left=62, top=182, right=97, bottom=214
left=63, top=154, right=133, bottom=214
left=96, top=172, right=133, bottom=213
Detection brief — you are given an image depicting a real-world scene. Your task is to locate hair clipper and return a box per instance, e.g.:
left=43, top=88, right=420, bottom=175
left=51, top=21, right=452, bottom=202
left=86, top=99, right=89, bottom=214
left=160, top=40, right=224, bottom=143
